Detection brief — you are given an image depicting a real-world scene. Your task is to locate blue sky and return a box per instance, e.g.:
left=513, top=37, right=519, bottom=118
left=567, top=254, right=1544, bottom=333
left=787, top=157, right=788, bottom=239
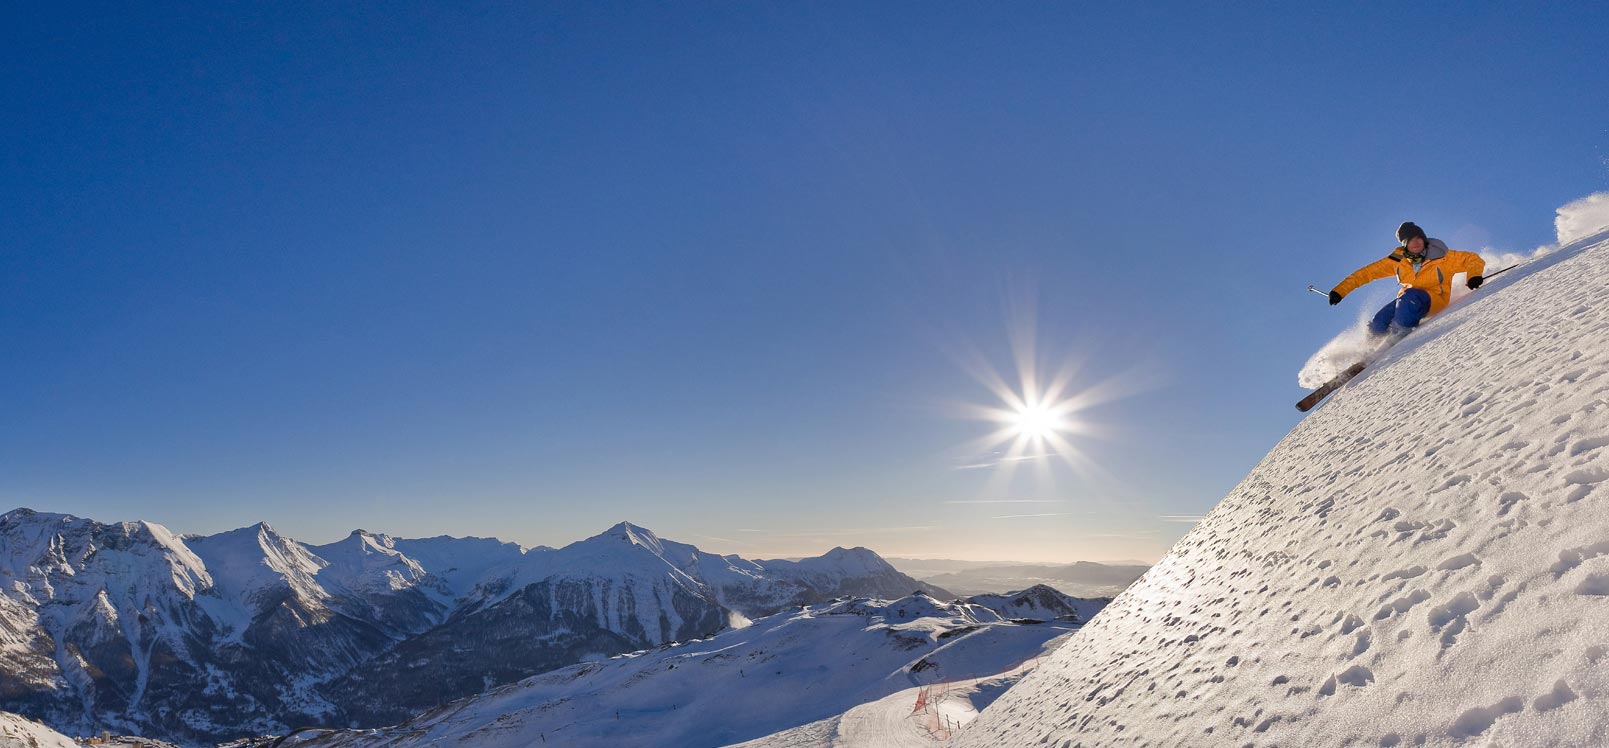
left=4, top=3, right=1607, bottom=562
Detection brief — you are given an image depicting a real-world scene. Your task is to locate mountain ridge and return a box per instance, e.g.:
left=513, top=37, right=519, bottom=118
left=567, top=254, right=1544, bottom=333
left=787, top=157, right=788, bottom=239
left=0, top=509, right=945, bottom=745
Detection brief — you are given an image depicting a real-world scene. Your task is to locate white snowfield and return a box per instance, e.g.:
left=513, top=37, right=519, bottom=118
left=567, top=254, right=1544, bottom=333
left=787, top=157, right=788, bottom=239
left=949, top=208, right=1609, bottom=746
left=0, top=710, right=77, bottom=748
left=292, top=594, right=1081, bottom=748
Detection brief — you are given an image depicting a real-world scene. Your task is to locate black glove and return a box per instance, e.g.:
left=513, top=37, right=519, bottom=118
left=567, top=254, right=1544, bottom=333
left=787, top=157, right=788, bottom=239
left=1328, top=290, right=1342, bottom=306
left=1467, top=275, right=1484, bottom=290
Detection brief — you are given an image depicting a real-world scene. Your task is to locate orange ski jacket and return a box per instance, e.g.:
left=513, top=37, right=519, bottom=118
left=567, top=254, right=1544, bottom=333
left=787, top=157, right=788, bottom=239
left=1331, top=239, right=1485, bottom=317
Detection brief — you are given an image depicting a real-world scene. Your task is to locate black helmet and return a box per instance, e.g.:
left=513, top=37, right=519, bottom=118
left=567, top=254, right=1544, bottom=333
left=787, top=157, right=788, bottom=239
left=1396, top=221, right=1427, bottom=246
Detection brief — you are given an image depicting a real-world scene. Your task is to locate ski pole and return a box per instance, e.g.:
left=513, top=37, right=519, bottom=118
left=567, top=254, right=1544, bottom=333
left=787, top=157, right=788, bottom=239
left=1467, top=263, right=1520, bottom=292
left=1306, top=284, right=1330, bottom=299
left=1484, top=263, right=1520, bottom=280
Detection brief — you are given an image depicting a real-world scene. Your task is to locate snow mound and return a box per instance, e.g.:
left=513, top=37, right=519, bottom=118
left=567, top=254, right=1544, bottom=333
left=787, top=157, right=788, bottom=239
left=955, top=230, right=1609, bottom=746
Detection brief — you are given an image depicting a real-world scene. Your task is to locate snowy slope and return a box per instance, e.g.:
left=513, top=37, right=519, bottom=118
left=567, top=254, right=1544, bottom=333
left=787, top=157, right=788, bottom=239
left=0, top=711, right=77, bottom=748
left=952, top=209, right=1609, bottom=746
left=738, top=656, right=1046, bottom=748
left=289, top=594, right=1082, bottom=748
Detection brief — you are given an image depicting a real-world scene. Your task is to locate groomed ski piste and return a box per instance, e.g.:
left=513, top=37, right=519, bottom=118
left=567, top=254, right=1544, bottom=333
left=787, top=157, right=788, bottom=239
left=931, top=194, right=1609, bottom=747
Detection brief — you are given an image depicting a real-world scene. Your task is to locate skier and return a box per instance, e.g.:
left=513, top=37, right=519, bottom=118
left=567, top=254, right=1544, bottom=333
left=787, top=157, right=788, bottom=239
left=1327, top=221, right=1486, bottom=339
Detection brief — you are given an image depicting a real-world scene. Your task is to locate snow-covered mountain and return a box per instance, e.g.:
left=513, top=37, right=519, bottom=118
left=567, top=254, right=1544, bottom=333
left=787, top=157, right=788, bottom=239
left=964, top=584, right=1108, bottom=623
left=0, top=510, right=282, bottom=740
left=325, top=522, right=950, bottom=726
left=0, top=513, right=942, bottom=745
left=290, top=591, right=1096, bottom=748
left=942, top=209, right=1609, bottom=745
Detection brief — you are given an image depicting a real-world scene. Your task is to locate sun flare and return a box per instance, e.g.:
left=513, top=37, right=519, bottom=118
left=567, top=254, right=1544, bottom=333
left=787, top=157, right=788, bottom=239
left=953, top=343, right=1095, bottom=483
left=1011, top=401, right=1067, bottom=441
left=948, top=292, right=1146, bottom=487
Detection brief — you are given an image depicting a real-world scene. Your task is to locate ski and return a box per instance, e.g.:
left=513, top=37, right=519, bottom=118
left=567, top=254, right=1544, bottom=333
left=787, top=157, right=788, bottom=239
left=1296, top=362, right=1367, bottom=412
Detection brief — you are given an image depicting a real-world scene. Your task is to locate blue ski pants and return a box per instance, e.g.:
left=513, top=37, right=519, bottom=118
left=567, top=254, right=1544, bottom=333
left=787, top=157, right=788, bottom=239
left=1368, top=288, right=1432, bottom=337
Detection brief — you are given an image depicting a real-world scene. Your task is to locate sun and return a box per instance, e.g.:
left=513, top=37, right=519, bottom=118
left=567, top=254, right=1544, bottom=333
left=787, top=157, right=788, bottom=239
left=1011, top=401, right=1067, bottom=442
left=969, top=379, right=1085, bottom=468
left=952, top=343, right=1094, bottom=482
left=947, top=291, right=1142, bottom=486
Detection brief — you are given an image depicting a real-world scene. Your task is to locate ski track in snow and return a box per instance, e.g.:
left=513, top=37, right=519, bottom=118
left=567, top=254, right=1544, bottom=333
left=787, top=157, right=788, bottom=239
left=947, top=231, right=1609, bottom=747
